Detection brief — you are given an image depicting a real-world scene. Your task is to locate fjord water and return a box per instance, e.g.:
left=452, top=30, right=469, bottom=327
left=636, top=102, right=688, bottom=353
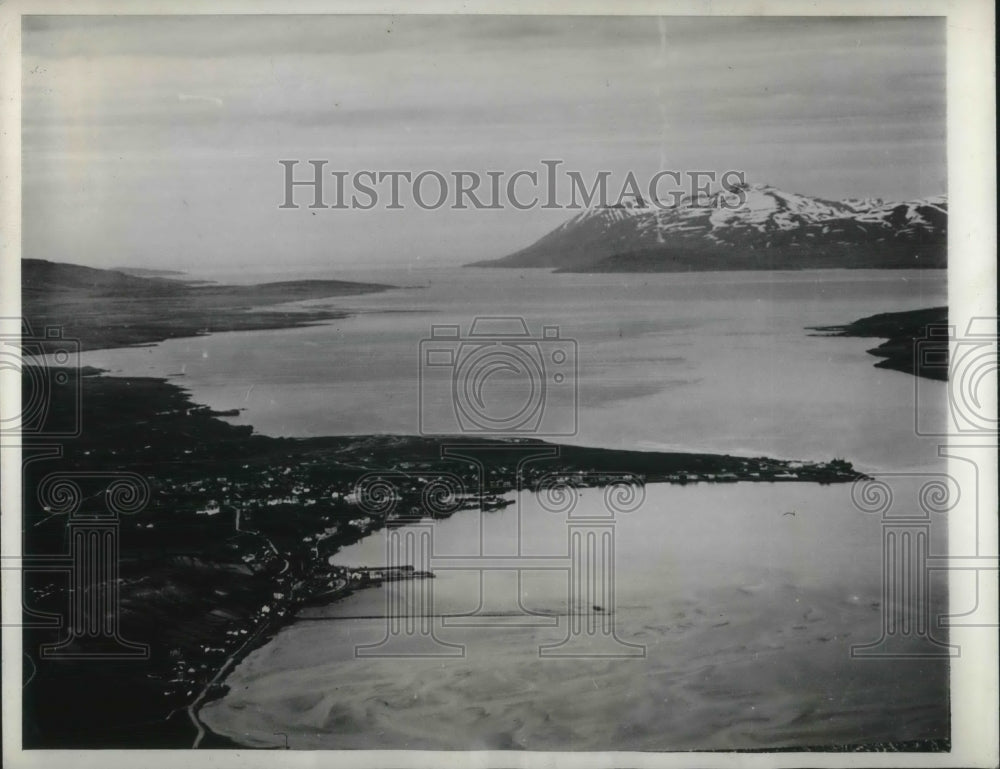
left=84, top=268, right=950, bottom=748
left=84, top=268, right=947, bottom=472
left=200, top=482, right=949, bottom=750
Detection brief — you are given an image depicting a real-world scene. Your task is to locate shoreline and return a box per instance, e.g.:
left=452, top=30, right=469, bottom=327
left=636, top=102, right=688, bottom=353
left=809, top=306, right=948, bottom=381
left=19, top=260, right=925, bottom=749
left=22, top=369, right=867, bottom=748
left=201, top=480, right=949, bottom=753
left=22, top=258, right=395, bottom=353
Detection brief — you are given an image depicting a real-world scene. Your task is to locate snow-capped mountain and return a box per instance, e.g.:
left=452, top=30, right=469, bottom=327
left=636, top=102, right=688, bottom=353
left=468, top=184, right=947, bottom=272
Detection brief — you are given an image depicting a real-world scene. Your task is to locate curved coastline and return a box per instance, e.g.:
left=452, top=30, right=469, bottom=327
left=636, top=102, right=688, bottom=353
left=20, top=261, right=939, bottom=749
left=22, top=368, right=866, bottom=748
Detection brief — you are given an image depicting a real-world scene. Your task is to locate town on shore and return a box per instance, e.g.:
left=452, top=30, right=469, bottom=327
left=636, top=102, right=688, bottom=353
left=20, top=259, right=940, bottom=749
left=22, top=369, right=864, bottom=748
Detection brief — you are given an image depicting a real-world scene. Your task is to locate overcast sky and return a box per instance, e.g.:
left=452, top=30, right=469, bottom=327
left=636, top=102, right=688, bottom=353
left=22, top=15, right=946, bottom=274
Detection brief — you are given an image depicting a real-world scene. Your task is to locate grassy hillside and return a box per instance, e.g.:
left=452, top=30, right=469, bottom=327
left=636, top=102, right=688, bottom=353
left=22, top=258, right=393, bottom=352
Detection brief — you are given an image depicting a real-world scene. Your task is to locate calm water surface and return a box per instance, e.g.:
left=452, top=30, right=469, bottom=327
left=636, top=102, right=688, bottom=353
left=201, top=482, right=949, bottom=750
left=84, top=268, right=947, bottom=472
left=83, top=267, right=950, bottom=749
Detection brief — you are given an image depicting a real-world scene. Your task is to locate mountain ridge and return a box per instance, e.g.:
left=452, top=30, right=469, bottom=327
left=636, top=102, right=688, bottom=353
left=468, top=184, right=947, bottom=272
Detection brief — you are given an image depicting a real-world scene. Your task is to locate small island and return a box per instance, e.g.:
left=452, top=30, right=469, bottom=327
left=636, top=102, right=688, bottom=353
left=810, top=306, right=948, bottom=380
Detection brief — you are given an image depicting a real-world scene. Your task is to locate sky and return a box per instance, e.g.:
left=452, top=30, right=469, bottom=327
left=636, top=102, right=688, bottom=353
left=21, top=15, right=946, bottom=274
